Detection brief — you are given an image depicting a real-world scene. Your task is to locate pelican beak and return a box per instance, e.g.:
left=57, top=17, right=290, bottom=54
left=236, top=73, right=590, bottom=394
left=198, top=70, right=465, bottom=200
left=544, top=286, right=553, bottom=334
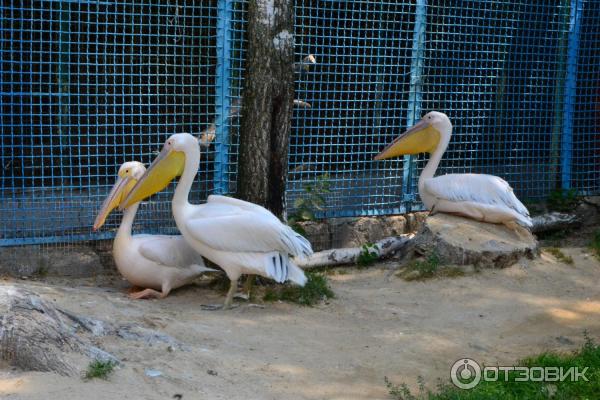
left=119, top=145, right=185, bottom=210
left=374, top=119, right=441, bottom=160
left=93, top=175, right=136, bottom=231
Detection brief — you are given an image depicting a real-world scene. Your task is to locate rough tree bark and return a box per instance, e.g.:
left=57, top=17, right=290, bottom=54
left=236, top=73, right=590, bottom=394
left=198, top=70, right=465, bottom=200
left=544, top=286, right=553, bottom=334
left=238, top=0, right=295, bottom=218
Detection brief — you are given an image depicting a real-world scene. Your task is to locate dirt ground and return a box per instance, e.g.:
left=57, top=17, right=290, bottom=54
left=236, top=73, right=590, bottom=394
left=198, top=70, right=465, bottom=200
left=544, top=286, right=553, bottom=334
left=1, top=247, right=600, bottom=400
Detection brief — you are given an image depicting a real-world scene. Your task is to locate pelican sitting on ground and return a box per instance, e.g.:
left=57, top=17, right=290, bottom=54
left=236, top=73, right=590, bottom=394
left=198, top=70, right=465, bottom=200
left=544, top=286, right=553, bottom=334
left=94, top=161, right=216, bottom=299
left=120, top=133, right=312, bottom=309
left=375, top=111, right=532, bottom=228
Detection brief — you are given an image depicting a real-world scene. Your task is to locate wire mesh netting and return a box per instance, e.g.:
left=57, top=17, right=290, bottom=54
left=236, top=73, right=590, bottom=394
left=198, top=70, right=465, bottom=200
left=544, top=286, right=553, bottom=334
left=1, top=0, right=244, bottom=245
left=1, top=0, right=599, bottom=247
left=289, top=0, right=600, bottom=218
left=288, top=1, right=415, bottom=218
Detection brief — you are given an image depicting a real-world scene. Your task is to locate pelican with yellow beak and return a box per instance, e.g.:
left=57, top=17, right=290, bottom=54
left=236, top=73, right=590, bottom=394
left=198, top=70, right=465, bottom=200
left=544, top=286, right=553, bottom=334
left=375, top=111, right=532, bottom=228
left=120, top=133, right=312, bottom=309
left=94, top=161, right=215, bottom=299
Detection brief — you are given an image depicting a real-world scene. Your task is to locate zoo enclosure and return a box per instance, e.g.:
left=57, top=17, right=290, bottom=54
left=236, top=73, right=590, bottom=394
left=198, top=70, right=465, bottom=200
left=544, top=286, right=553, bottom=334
left=1, top=0, right=599, bottom=246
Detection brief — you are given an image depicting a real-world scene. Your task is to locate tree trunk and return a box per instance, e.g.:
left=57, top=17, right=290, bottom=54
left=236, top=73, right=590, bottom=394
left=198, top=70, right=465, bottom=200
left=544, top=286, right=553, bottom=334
left=238, top=0, right=295, bottom=218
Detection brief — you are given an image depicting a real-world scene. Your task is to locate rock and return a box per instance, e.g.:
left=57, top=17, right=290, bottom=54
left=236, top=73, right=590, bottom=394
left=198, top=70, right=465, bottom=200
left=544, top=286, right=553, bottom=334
left=0, top=245, right=108, bottom=278
left=583, top=196, right=600, bottom=208
left=413, top=214, right=538, bottom=269
left=575, top=201, right=600, bottom=227
left=296, top=220, right=330, bottom=251
left=329, top=216, right=408, bottom=248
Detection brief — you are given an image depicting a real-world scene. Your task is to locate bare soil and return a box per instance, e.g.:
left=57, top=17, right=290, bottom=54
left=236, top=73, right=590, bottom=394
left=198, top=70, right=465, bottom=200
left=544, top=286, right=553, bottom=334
left=1, top=247, right=600, bottom=400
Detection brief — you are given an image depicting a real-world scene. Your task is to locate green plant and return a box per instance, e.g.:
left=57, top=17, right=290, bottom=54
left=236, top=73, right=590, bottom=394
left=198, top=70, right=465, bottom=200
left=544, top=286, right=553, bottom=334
left=84, top=359, right=116, bottom=380
left=544, top=247, right=574, bottom=265
left=397, top=253, right=441, bottom=280
left=357, top=243, right=379, bottom=267
left=384, top=333, right=600, bottom=400
left=263, top=271, right=334, bottom=306
left=547, top=188, right=579, bottom=212
left=590, top=229, right=600, bottom=261
left=288, top=173, right=332, bottom=233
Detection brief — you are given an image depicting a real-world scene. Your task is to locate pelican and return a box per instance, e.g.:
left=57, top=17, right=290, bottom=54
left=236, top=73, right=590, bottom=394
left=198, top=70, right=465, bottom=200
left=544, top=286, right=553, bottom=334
left=120, top=133, right=312, bottom=309
left=375, top=111, right=532, bottom=228
left=94, top=161, right=216, bottom=299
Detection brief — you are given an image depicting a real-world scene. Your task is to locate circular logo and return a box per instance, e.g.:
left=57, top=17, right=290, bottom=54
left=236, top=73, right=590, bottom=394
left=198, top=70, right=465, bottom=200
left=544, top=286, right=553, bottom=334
left=451, top=358, right=481, bottom=389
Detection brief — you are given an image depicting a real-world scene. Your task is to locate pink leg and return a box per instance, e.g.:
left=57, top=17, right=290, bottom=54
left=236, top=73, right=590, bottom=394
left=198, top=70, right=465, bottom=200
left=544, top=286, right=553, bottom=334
left=129, top=288, right=167, bottom=300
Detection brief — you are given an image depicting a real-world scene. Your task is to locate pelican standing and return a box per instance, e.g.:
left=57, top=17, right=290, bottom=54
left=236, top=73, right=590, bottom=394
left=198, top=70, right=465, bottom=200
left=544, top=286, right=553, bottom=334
left=120, top=133, right=312, bottom=309
left=94, top=161, right=215, bottom=299
left=375, top=111, right=532, bottom=228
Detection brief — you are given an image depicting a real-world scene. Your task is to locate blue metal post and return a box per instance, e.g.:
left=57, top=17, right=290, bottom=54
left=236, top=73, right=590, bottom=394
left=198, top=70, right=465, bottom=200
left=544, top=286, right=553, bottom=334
left=561, top=0, right=584, bottom=190
left=402, top=0, right=427, bottom=210
left=214, top=0, right=233, bottom=194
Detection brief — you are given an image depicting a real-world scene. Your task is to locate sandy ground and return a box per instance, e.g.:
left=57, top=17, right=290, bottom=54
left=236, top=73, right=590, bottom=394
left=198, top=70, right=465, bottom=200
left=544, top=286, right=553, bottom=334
left=1, top=247, right=600, bottom=400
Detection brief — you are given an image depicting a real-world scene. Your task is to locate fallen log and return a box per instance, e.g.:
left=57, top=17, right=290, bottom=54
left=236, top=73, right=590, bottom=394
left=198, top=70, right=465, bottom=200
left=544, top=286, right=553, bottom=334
left=531, top=212, right=580, bottom=233
left=0, top=284, right=117, bottom=376
left=296, top=234, right=414, bottom=269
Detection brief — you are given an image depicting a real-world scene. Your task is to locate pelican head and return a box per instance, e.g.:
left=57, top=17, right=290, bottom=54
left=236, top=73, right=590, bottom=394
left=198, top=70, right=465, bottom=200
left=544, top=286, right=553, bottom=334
left=374, top=111, right=452, bottom=160
left=93, top=161, right=146, bottom=230
left=119, top=133, right=197, bottom=210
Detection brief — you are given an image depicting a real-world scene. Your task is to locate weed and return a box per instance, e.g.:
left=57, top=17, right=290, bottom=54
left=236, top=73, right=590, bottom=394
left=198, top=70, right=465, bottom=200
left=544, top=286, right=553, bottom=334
left=590, top=229, right=600, bottom=261
left=397, top=253, right=441, bottom=280
left=396, top=253, right=466, bottom=281
left=544, top=247, right=574, bottom=265
left=547, top=188, right=579, bottom=212
left=357, top=243, right=379, bottom=267
left=288, top=173, right=331, bottom=233
left=84, top=359, right=116, bottom=380
left=263, top=271, right=334, bottom=306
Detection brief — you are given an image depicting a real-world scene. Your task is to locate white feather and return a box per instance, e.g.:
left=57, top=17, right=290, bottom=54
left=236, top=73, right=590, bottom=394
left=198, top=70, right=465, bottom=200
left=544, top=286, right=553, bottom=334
left=423, top=173, right=532, bottom=227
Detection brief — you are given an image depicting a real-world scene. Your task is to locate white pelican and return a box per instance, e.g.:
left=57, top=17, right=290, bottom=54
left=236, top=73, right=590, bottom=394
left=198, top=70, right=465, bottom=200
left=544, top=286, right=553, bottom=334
left=120, top=133, right=312, bottom=309
left=375, top=111, right=532, bottom=228
left=94, top=161, right=216, bottom=299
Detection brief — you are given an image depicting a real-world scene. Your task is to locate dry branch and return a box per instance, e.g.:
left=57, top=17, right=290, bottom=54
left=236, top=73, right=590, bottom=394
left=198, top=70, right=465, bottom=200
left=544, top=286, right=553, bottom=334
left=531, top=212, right=580, bottom=233
left=296, top=234, right=415, bottom=269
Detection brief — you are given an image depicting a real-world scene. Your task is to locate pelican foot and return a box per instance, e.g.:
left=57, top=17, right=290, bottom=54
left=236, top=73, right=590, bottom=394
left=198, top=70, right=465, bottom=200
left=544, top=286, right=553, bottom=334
left=129, top=288, right=166, bottom=300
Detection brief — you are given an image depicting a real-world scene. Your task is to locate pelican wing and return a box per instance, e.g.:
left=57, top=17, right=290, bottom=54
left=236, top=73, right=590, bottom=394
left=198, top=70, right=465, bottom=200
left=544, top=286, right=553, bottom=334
left=207, top=194, right=274, bottom=216
left=185, top=203, right=313, bottom=257
left=136, top=235, right=209, bottom=269
left=423, top=174, right=530, bottom=219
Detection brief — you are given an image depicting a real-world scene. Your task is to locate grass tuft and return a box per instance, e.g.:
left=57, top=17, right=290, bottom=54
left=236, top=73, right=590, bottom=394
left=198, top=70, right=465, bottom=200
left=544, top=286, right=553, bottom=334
left=84, top=359, right=116, bottom=380
left=544, top=247, right=574, bottom=265
left=396, top=253, right=465, bottom=281
left=590, top=229, right=600, bottom=261
left=263, top=271, right=334, bottom=306
left=385, top=333, right=600, bottom=400
left=357, top=243, right=379, bottom=268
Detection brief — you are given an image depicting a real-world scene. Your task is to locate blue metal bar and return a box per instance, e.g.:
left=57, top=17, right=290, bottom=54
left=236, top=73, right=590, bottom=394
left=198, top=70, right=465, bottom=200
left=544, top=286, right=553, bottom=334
left=561, top=0, right=584, bottom=190
left=214, top=0, right=233, bottom=195
left=402, top=0, right=427, bottom=210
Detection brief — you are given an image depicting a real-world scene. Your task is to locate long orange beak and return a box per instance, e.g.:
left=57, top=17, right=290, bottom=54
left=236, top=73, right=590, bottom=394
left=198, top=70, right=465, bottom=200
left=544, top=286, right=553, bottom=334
left=374, top=119, right=441, bottom=160
left=93, top=175, right=136, bottom=231
left=119, top=145, right=185, bottom=210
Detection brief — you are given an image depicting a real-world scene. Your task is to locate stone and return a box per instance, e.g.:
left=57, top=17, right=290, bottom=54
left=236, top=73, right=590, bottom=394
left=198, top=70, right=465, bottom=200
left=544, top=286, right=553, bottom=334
left=413, top=214, right=538, bottom=269
left=329, top=216, right=408, bottom=248
left=0, top=245, right=107, bottom=278
left=295, top=220, right=331, bottom=252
